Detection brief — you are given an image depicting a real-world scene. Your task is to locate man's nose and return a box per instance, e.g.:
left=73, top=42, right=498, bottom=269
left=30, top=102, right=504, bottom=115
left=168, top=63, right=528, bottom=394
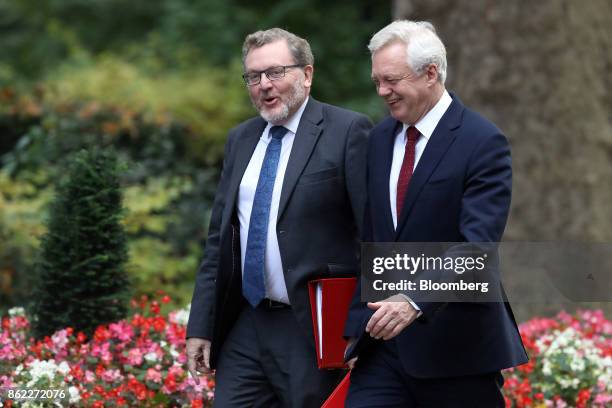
left=377, top=84, right=391, bottom=97
left=259, top=74, right=274, bottom=90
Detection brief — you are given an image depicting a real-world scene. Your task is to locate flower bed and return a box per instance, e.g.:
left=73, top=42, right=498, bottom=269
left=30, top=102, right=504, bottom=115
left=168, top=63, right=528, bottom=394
left=1, top=299, right=610, bottom=407
left=504, top=310, right=611, bottom=407
left=1, top=294, right=213, bottom=407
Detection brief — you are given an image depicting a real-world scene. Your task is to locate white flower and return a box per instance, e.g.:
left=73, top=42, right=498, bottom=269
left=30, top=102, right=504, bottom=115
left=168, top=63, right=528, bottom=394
left=144, top=352, right=158, bottom=362
left=171, top=305, right=190, bottom=326
left=68, top=386, right=80, bottom=404
left=26, top=360, right=60, bottom=387
left=58, top=361, right=70, bottom=375
left=8, top=307, right=25, bottom=317
left=542, top=361, right=552, bottom=376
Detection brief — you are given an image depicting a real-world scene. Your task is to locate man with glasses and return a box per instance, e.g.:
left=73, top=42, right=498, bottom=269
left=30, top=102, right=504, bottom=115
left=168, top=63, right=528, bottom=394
left=186, top=28, right=371, bottom=407
left=344, top=20, right=527, bottom=407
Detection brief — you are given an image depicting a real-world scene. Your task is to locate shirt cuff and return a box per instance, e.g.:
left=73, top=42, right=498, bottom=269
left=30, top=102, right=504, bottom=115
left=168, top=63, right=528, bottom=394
left=398, top=293, right=423, bottom=318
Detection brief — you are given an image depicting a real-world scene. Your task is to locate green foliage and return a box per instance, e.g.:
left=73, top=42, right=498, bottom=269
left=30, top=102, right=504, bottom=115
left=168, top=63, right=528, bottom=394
left=30, top=148, right=130, bottom=338
left=0, top=170, right=50, bottom=315
left=0, top=91, right=216, bottom=310
left=0, top=0, right=391, bottom=119
left=42, top=54, right=251, bottom=165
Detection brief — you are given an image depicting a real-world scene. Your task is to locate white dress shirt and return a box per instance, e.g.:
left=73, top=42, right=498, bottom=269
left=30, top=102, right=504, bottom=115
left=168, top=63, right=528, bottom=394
left=389, top=90, right=453, bottom=229
left=237, top=97, right=309, bottom=304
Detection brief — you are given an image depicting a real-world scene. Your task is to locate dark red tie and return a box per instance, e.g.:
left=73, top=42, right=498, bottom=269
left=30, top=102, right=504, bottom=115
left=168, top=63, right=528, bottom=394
left=396, top=126, right=419, bottom=217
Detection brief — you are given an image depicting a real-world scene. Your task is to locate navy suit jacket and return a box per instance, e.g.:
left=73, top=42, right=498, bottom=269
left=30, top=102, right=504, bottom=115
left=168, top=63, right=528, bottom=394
left=345, top=94, right=528, bottom=378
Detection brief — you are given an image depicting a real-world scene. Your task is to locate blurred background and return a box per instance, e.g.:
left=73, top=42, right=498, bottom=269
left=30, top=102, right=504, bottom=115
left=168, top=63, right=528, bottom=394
left=1, top=0, right=610, bottom=321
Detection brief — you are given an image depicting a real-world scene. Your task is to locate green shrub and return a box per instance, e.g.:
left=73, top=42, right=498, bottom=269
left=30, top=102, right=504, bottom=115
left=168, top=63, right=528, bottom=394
left=30, top=148, right=130, bottom=338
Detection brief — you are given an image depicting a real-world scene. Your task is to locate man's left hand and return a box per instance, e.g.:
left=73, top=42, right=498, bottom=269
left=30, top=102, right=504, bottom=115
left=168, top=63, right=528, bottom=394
left=366, top=295, right=419, bottom=340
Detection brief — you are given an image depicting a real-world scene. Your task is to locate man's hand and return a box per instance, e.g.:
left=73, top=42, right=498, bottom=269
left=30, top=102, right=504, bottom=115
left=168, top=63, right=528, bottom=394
left=344, top=337, right=358, bottom=369
left=186, top=337, right=212, bottom=384
left=366, top=295, right=419, bottom=340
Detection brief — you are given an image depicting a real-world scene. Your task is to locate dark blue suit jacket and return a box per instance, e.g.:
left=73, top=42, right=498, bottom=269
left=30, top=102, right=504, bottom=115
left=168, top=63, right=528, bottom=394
left=345, top=94, right=528, bottom=378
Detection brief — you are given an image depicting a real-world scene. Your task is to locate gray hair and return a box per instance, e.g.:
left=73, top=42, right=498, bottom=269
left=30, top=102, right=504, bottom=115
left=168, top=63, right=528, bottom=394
left=368, top=20, right=447, bottom=84
left=242, top=28, right=314, bottom=67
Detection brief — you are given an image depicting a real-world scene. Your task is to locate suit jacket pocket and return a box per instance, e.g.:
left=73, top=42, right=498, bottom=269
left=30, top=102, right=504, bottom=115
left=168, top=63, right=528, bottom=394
left=298, top=167, right=339, bottom=185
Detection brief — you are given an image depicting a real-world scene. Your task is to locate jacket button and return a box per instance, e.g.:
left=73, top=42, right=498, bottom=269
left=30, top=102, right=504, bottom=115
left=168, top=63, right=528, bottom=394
left=279, top=230, right=286, bottom=235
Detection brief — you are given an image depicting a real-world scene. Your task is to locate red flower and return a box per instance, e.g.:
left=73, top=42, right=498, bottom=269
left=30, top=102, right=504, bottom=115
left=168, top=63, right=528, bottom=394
left=70, top=365, right=84, bottom=381
left=152, top=316, right=166, bottom=332
left=161, top=295, right=171, bottom=304
left=517, top=360, right=534, bottom=374
left=76, top=331, right=87, bottom=343
left=93, top=326, right=111, bottom=342
left=93, top=384, right=106, bottom=398
left=127, top=377, right=148, bottom=401
left=576, top=388, right=591, bottom=408
left=150, top=301, right=161, bottom=315
left=95, top=363, right=106, bottom=377
left=164, top=371, right=178, bottom=393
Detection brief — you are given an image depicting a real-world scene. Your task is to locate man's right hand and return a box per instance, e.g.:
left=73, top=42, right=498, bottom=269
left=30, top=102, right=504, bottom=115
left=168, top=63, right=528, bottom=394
left=186, top=337, right=211, bottom=384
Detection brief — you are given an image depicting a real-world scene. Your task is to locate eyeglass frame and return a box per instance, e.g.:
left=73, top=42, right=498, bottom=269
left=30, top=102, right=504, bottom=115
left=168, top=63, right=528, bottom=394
left=242, top=64, right=306, bottom=86
left=371, top=72, right=413, bottom=90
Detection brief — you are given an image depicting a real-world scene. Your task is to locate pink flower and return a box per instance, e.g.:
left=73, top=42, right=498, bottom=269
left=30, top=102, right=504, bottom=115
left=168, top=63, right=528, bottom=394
left=109, top=321, right=134, bottom=342
left=84, top=370, right=96, bottom=383
left=145, top=368, right=162, bottom=383
left=126, top=347, right=143, bottom=366
left=91, top=342, right=112, bottom=364
left=51, top=329, right=70, bottom=349
left=594, top=393, right=612, bottom=404
left=101, top=368, right=124, bottom=383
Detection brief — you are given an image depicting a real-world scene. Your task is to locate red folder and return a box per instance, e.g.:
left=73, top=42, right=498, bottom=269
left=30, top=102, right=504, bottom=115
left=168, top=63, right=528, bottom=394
left=322, top=372, right=351, bottom=408
left=308, top=277, right=357, bottom=369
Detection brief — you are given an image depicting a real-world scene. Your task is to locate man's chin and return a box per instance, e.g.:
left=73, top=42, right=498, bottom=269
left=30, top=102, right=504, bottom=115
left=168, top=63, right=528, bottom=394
left=259, top=106, right=289, bottom=124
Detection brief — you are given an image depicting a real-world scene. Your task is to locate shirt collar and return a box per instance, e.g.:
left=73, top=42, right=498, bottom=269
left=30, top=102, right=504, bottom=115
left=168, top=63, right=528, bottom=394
left=400, top=90, right=452, bottom=141
left=264, top=96, right=309, bottom=139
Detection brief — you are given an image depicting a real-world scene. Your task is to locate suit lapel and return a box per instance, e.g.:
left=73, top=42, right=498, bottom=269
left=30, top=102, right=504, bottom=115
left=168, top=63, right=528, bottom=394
left=277, top=98, right=323, bottom=221
left=394, top=96, right=463, bottom=239
left=222, top=118, right=267, bottom=228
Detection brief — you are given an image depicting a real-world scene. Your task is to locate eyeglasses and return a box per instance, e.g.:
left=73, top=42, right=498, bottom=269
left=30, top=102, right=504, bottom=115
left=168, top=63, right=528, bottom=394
left=372, top=73, right=412, bottom=89
left=242, top=65, right=304, bottom=86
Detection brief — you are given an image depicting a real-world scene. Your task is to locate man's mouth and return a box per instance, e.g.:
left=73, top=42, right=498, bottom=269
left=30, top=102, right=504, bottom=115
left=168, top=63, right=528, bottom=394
left=386, top=98, right=400, bottom=106
left=262, top=96, right=279, bottom=106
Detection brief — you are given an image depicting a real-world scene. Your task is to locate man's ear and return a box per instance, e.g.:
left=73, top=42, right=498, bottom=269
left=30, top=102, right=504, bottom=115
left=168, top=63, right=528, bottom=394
left=425, top=64, right=439, bottom=86
left=303, top=65, right=314, bottom=88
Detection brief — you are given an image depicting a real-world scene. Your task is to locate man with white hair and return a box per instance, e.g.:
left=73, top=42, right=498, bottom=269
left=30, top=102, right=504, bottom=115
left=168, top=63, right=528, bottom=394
left=186, top=28, right=371, bottom=407
left=344, top=20, right=527, bottom=407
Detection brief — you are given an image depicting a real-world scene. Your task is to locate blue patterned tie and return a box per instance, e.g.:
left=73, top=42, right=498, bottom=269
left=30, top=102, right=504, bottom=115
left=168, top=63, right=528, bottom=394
left=242, top=126, right=288, bottom=307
